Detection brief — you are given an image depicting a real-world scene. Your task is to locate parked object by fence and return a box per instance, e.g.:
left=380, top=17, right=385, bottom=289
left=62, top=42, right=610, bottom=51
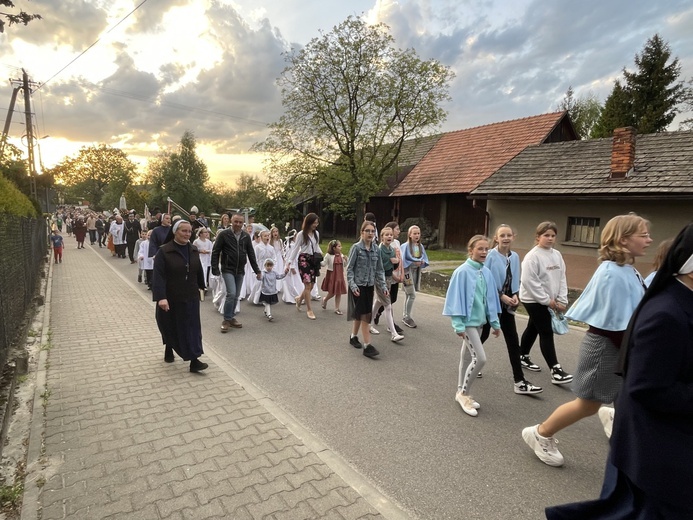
left=0, top=214, right=48, bottom=369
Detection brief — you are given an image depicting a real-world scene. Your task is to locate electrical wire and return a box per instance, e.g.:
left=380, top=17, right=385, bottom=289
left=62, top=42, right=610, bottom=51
left=37, top=0, right=151, bottom=90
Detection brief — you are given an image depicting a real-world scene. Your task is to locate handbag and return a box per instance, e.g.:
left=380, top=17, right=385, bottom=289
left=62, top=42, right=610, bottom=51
left=549, top=308, right=569, bottom=335
left=391, top=248, right=404, bottom=283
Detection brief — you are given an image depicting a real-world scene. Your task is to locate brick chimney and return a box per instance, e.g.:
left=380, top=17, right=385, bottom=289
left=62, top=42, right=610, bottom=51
left=610, top=127, right=636, bottom=180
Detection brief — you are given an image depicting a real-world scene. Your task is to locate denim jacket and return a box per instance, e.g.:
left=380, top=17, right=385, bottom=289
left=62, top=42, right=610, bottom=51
left=346, top=240, right=387, bottom=293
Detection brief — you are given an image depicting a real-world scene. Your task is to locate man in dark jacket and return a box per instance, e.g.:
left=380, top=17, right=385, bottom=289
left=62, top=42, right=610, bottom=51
left=211, top=213, right=261, bottom=332
left=124, top=212, right=143, bottom=263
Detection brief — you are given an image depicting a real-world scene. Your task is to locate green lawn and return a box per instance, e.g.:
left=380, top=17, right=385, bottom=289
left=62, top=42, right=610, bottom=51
left=334, top=237, right=466, bottom=263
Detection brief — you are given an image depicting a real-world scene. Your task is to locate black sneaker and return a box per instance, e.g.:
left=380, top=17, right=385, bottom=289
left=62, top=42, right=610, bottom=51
left=374, top=307, right=383, bottom=325
left=520, top=355, right=541, bottom=372
left=349, top=336, right=363, bottom=349
left=550, top=364, right=573, bottom=385
left=514, top=380, right=543, bottom=395
left=363, top=344, right=379, bottom=358
left=394, top=324, right=404, bottom=334
left=402, top=317, right=417, bottom=328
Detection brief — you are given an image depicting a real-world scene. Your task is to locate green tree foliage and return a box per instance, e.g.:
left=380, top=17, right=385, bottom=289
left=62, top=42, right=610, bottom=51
left=556, top=86, right=602, bottom=139
left=592, top=34, right=684, bottom=137
left=146, top=131, right=210, bottom=214
left=677, top=77, right=693, bottom=131
left=0, top=143, right=53, bottom=204
left=254, top=16, right=454, bottom=221
left=51, top=144, right=137, bottom=210
left=591, top=81, right=633, bottom=138
left=0, top=0, right=41, bottom=33
left=0, top=175, right=37, bottom=216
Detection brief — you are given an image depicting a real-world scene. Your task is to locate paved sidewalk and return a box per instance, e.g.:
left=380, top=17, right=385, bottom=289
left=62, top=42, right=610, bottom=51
left=21, top=244, right=395, bottom=520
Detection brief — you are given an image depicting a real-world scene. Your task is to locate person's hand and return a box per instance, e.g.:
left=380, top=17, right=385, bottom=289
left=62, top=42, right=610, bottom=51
left=500, top=294, right=513, bottom=306
left=492, top=328, right=501, bottom=338
left=391, top=257, right=399, bottom=265
left=556, top=302, right=567, bottom=313
left=256, top=272, right=262, bottom=280
left=548, top=299, right=556, bottom=310
left=383, top=289, right=389, bottom=297
left=457, top=330, right=467, bottom=338
left=211, top=268, right=220, bottom=276
left=352, top=288, right=360, bottom=296
left=510, top=295, right=519, bottom=307
left=291, top=268, right=297, bottom=275
left=158, top=299, right=170, bottom=312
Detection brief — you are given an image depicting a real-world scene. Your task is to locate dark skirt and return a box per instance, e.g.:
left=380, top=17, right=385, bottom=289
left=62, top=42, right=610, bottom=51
left=571, top=332, right=622, bottom=403
left=347, top=285, right=374, bottom=322
left=546, top=459, right=693, bottom=520
left=259, top=293, right=279, bottom=305
left=155, top=300, right=203, bottom=361
left=298, top=253, right=318, bottom=284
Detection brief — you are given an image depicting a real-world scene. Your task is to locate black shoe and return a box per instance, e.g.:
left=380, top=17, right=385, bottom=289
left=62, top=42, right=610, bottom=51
left=363, top=344, right=379, bottom=358
left=164, top=347, right=174, bottom=363
left=349, top=335, right=363, bottom=349
left=138, top=275, right=142, bottom=283
left=550, top=365, right=573, bottom=385
left=394, top=324, right=404, bottom=334
left=190, top=358, right=208, bottom=372
left=374, top=306, right=383, bottom=325
left=520, top=355, right=541, bottom=372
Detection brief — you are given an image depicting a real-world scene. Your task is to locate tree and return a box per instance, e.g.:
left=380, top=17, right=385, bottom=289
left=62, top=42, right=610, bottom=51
left=51, top=144, right=137, bottom=210
left=556, top=86, right=602, bottom=139
left=591, top=81, right=633, bottom=138
left=146, top=131, right=210, bottom=214
left=254, top=16, right=454, bottom=223
left=679, top=78, right=693, bottom=131
left=592, top=34, right=685, bottom=137
left=0, top=0, right=41, bottom=33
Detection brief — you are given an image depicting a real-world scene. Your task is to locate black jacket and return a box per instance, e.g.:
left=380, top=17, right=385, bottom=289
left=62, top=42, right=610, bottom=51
left=211, top=228, right=260, bottom=276
left=152, top=241, right=205, bottom=303
left=124, top=219, right=142, bottom=241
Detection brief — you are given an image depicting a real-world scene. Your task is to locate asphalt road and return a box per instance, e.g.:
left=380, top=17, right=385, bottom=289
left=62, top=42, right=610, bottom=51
left=102, top=246, right=609, bottom=520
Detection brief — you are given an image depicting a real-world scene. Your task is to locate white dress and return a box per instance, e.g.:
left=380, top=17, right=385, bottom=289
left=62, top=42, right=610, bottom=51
left=281, top=242, right=303, bottom=303
left=249, top=242, right=276, bottom=304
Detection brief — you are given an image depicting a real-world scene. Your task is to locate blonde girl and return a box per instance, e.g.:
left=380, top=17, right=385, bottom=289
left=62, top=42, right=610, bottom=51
left=369, top=226, right=405, bottom=342
left=522, top=214, right=652, bottom=467
left=320, top=239, right=347, bottom=314
left=269, top=227, right=285, bottom=291
left=443, top=235, right=501, bottom=417
left=400, top=225, right=429, bottom=328
left=481, top=225, right=543, bottom=395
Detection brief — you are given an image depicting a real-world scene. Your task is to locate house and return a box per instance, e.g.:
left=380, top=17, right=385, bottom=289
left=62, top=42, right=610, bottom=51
left=366, top=111, right=578, bottom=248
left=469, top=127, right=693, bottom=288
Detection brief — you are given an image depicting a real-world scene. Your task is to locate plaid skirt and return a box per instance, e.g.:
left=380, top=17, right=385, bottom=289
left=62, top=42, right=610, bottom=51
left=571, top=332, right=622, bottom=403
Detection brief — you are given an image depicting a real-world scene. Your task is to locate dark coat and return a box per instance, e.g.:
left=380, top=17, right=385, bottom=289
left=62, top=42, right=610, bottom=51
left=124, top=218, right=142, bottom=242
left=152, top=241, right=205, bottom=303
left=211, top=228, right=260, bottom=276
left=610, top=279, right=693, bottom=511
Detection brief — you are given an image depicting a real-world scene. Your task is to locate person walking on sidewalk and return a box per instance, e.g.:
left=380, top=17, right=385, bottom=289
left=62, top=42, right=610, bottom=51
left=124, top=212, right=142, bottom=263
left=401, top=225, right=429, bottom=328
left=522, top=214, right=652, bottom=467
left=346, top=220, right=388, bottom=359
left=320, top=240, right=347, bottom=315
left=86, top=212, right=98, bottom=245
left=285, top=212, right=323, bottom=320
left=518, top=221, right=572, bottom=385
left=481, top=224, right=543, bottom=396
left=443, top=235, right=501, bottom=417
left=369, top=226, right=405, bottom=342
left=73, top=216, right=87, bottom=249
left=50, top=229, right=64, bottom=263
left=211, top=212, right=261, bottom=332
left=153, top=220, right=208, bottom=372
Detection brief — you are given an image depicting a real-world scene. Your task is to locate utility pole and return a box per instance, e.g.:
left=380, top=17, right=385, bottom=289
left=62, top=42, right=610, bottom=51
left=1, top=69, right=41, bottom=200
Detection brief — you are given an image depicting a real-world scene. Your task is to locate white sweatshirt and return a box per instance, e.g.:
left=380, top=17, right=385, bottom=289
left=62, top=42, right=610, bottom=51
left=519, top=246, right=568, bottom=306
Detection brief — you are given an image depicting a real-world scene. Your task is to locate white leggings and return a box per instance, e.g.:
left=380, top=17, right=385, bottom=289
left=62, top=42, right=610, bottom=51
left=458, top=326, right=487, bottom=395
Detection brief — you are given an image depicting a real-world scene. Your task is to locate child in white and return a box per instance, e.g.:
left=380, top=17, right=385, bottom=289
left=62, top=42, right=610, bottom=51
left=443, top=235, right=501, bottom=417
left=281, top=234, right=303, bottom=304
left=193, top=228, right=213, bottom=289
left=259, top=258, right=286, bottom=321
left=250, top=230, right=276, bottom=304
left=137, top=231, right=154, bottom=288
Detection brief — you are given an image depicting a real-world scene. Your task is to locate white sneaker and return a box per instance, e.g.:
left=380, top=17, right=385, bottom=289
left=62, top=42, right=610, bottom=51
left=391, top=333, right=404, bottom=342
left=522, top=425, right=564, bottom=467
left=598, top=406, right=614, bottom=439
left=369, top=325, right=380, bottom=335
left=455, top=392, right=478, bottom=417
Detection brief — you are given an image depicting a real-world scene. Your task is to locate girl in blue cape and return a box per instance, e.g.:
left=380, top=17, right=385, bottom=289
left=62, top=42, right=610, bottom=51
left=522, top=214, right=652, bottom=467
left=443, top=235, right=501, bottom=417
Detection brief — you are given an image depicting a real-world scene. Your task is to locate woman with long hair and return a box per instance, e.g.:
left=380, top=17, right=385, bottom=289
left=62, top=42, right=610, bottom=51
left=285, top=213, right=323, bottom=320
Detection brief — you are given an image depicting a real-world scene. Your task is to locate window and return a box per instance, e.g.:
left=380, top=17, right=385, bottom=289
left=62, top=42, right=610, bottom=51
left=566, top=217, right=600, bottom=245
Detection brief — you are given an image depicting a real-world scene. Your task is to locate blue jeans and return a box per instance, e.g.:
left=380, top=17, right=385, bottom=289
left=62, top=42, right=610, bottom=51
left=222, top=272, right=245, bottom=321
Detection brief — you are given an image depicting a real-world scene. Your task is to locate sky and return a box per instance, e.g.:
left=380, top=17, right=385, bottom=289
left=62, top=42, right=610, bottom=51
left=1, top=0, right=692, bottom=186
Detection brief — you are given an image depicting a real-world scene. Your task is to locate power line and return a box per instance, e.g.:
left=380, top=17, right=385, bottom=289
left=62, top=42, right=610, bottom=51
left=37, top=0, right=151, bottom=90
